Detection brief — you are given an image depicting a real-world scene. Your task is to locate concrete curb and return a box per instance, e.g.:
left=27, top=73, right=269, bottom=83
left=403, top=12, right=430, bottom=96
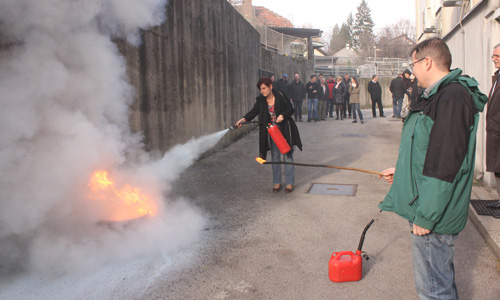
left=470, top=186, right=500, bottom=259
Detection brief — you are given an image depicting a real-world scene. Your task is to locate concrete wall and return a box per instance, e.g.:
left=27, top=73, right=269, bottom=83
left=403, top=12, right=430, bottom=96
left=118, top=0, right=314, bottom=154
left=118, top=0, right=261, bottom=154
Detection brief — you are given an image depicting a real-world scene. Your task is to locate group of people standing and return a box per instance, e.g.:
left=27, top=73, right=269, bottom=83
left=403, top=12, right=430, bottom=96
left=273, top=72, right=365, bottom=124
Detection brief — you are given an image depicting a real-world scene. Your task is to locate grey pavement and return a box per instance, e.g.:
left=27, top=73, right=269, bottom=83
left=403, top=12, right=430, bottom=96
left=147, top=110, right=500, bottom=299
left=3, top=110, right=499, bottom=300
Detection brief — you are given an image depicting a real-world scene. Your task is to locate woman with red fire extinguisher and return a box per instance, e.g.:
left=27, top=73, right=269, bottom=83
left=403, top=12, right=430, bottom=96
left=235, top=77, right=302, bottom=193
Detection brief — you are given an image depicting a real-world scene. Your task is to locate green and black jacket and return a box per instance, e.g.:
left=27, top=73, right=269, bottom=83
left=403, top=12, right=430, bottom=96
left=379, top=69, right=487, bottom=234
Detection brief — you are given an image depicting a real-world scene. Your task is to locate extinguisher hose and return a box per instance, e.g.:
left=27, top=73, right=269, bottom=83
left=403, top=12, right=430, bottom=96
left=230, top=121, right=267, bottom=130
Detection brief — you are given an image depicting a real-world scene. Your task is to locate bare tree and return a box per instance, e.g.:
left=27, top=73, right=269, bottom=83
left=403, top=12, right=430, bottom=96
left=377, top=19, right=415, bottom=58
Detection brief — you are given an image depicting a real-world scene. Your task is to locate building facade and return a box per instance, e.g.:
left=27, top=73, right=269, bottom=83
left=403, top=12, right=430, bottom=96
left=415, top=0, right=500, bottom=186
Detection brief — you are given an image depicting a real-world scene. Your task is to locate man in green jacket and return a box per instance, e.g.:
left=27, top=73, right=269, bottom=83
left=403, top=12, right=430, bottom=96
left=379, top=38, right=487, bottom=299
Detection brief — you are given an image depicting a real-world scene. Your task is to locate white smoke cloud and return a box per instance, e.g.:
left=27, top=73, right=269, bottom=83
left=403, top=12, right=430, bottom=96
left=0, top=0, right=220, bottom=276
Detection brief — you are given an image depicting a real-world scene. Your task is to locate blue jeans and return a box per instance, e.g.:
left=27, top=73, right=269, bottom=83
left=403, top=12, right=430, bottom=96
left=307, top=98, right=318, bottom=120
left=411, top=223, right=458, bottom=300
left=393, top=97, right=403, bottom=117
left=351, top=103, right=363, bottom=121
left=270, top=139, right=294, bottom=185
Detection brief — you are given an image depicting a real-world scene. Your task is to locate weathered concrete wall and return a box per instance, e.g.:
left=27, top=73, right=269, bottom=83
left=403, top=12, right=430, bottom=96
left=118, top=0, right=316, bottom=154
left=118, top=0, right=261, bottom=153
left=261, top=48, right=314, bottom=85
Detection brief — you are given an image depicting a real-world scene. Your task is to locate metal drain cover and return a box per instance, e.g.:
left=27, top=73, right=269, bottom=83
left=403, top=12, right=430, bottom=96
left=341, top=134, right=367, bottom=138
left=308, top=183, right=357, bottom=196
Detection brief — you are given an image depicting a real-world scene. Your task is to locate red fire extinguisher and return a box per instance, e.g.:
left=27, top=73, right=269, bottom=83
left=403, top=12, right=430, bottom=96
left=267, top=123, right=291, bottom=154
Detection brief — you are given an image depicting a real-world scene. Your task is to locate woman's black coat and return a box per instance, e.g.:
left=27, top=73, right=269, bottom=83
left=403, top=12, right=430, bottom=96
left=333, top=82, right=346, bottom=105
left=243, top=90, right=302, bottom=160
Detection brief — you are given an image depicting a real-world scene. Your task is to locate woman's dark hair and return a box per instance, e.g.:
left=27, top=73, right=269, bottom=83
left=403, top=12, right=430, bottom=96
left=257, top=77, right=273, bottom=89
left=352, top=77, right=358, bottom=85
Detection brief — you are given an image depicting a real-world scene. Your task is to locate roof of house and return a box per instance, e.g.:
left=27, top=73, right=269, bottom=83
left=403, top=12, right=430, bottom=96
left=254, top=6, right=293, bottom=27
left=269, top=26, right=322, bottom=39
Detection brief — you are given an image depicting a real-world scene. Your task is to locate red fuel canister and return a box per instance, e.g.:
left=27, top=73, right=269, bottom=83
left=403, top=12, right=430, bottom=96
left=267, top=124, right=291, bottom=154
left=328, top=219, right=375, bottom=283
left=328, top=250, right=363, bottom=282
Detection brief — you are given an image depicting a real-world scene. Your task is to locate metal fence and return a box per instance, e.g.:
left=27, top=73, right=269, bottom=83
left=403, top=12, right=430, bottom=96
left=253, top=20, right=308, bottom=58
left=229, top=1, right=308, bottom=58
left=315, top=56, right=411, bottom=78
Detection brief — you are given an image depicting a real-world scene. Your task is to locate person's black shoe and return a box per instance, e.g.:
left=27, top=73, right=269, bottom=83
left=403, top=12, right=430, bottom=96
left=486, top=201, right=500, bottom=208
left=380, top=115, right=386, bottom=118
left=493, top=213, right=500, bottom=219
left=307, top=119, right=311, bottom=122
left=299, top=119, right=303, bottom=122
left=352, top=120, right=357, bottom=123
left=335, top=117, right=339, bottom=120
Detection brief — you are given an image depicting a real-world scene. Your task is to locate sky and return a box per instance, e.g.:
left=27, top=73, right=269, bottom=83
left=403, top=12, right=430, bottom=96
left=251, top=0, right=416, bottom=35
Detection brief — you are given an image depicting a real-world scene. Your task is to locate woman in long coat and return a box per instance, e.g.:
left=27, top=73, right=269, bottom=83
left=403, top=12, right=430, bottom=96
left=333, top=76, right=346, bottom=120
left=349, top=77, right=364, bottom=123
left=235, top=77, right=302, bottom=193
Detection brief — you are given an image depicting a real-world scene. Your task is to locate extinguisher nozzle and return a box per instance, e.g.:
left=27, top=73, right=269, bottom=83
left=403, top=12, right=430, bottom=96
left=229, top=125, right=237, bottom=130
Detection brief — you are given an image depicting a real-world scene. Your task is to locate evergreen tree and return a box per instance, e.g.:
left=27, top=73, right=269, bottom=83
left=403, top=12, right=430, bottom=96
left=345, top=13, right=354, bottom=48
left=329, top=24, right=347, bottom=55
left=353, top=0, right=375, bottom=54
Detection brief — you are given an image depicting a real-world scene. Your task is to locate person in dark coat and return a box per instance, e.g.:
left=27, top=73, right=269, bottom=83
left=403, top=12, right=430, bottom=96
left=235, top=77, right=302, bottom=193
left=288, top=73, right=306, bottom=122
left=342, top=74, right=352, bottom=118
left=333, top=76, right=346, bottom=120
left=275, top=74, right=289, bottom=97
left=486, top=43, right=500, bottom=216
left=367, top=74, right=385, bottom=117
left=389, top=73, right=406, bottom=118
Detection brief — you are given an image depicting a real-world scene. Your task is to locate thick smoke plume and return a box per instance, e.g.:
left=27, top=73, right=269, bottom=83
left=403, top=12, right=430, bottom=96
left=0, top=0, right=219, bottom=275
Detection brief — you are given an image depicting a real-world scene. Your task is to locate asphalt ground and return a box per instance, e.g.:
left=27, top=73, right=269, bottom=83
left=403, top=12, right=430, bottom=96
left=2, top=110, right=499, bottom=300
left=147, top=110, right=500, bottom=299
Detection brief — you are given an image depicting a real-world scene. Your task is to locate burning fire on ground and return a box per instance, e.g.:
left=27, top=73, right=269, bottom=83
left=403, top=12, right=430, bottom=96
left=88, top=170, right=157, bottom=222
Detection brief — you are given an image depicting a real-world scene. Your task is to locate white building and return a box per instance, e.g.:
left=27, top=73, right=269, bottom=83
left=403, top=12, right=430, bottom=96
left=415, top=0, right=500, bottom=186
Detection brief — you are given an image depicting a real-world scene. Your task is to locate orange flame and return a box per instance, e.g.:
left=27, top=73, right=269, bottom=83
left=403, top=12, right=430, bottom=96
left=255, top=157, right=267, bottom=164
left=88, top=170, right=157, bottom=221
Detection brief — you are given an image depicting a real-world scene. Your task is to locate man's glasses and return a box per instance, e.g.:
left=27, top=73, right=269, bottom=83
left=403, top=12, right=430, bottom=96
left=409, top=57, right=427, bottom=70
left=492, top=54, right=500, bottom=60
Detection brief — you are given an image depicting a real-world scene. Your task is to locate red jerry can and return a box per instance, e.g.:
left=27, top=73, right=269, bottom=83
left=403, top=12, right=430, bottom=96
left=328, top=219, right=374, bottom=283
left=267, top=124, right=291, bottom=154
left=328, top=250, right=363, bottom=282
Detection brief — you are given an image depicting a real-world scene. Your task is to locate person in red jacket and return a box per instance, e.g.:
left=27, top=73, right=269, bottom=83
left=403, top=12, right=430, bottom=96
left=326, top=74, right=336, bottom=117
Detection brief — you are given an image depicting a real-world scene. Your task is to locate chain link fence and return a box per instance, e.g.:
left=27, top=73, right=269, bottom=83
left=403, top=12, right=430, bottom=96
left=315, top=56, right=411, bottom=78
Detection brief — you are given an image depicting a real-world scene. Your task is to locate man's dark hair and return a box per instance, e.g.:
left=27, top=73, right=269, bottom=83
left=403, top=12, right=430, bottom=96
left=257, top=77, right=273, bottom=89
left=310, top=75, right=317, bottom=79
left=372, top=74, right=377, bottom=79
left=410, top=37, right=452, bottom=71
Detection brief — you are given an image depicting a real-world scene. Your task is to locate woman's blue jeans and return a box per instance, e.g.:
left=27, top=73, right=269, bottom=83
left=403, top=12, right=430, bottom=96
left=410, top=223, right=458, bottom=300
left=351, top=103, right=363, bottom=121
left=270, top=138, right=294, bottom=185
